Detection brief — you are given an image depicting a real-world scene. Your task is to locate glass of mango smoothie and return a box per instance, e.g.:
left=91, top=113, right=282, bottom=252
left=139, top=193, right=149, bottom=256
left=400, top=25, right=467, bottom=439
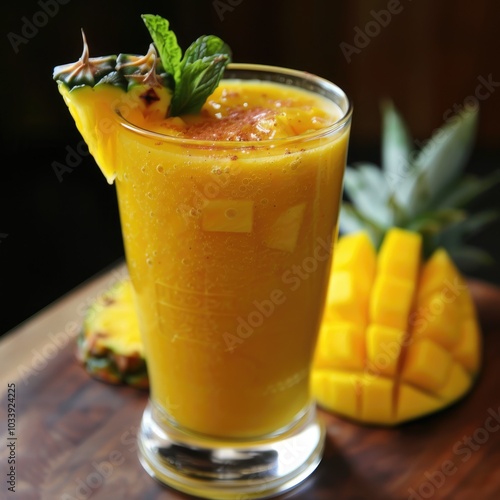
left=116, top=64, right=351, bottom=498
left=54, top=20, right=351, bottom=496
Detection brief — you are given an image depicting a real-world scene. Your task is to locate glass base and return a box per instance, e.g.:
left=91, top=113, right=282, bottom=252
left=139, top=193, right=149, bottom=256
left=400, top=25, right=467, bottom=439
left=137, top=401, right=325, bottom=499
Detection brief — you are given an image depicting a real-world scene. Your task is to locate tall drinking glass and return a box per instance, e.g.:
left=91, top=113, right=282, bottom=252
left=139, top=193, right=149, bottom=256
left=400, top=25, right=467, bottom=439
left=114, top=64, right=351, bottom=499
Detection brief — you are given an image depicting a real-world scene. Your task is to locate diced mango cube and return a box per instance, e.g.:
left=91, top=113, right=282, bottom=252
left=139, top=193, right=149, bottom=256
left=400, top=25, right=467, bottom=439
left=370, top=275, right=414, bottom=330
left=417, top=248, right=460, bottom=301
left=326, top=271, right=368, bottom=325
left=452, top=317, right=481, bottom=374
left=359, top=375, right=394, bottom=424
left=402, top=339, right=452, bottom=392
left=377, top=228, right=422, bottom=283
left=333, top=232, right=376, bottom=279
left=412, top=292, right=460, bottom=349
left=435, top=362, right=472, bottom=403
left=264, top=203, right=306, bottom=252
left=202, top=200, right=253, bottom=233
left=323, top=232, right=377, bottom=325
left=396, top=383, right=443, bottom=423
left=457, top=284, right=476, bottom=319
left=366, top=324, right=406, bottom=376
left=314, top=322, right=365, bottom=370
left=311, top=370, right=359, bottom=420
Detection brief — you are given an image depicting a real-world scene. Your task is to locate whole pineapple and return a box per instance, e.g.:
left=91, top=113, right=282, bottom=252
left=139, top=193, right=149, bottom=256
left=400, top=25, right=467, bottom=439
left=340, top=102, right=499, bottom=267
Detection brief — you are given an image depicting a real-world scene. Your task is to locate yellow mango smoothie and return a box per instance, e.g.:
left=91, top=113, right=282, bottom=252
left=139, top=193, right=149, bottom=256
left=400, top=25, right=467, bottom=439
left=115, top=76, right=350, bottom=438
left=54, top=15, right=352, bottom=496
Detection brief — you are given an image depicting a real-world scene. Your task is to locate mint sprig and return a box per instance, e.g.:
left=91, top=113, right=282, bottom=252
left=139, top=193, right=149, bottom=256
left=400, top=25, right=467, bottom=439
left=142, top=14, right=231, bottom=117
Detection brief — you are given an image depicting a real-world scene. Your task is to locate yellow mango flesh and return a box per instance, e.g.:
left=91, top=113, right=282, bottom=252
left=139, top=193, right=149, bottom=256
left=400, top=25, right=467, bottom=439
left=312, top=229, right=482, bottom=425
left=324, top=232, right=376, bottom=327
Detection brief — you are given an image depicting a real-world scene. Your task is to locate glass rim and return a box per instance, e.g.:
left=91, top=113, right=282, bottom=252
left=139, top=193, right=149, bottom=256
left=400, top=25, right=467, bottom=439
left=115, top=63, right=352, bottom=148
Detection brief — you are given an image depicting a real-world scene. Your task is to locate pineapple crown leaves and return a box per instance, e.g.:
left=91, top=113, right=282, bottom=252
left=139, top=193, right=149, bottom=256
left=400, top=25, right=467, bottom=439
left=116, top=44, right=171, bottom=91
left=53, top=31, right=162, bottom=92
left=53, top=30, right=117, bottom=88
left=340, top=102, right=500, bottom=268
left=141, top=14, right=232, bottom=116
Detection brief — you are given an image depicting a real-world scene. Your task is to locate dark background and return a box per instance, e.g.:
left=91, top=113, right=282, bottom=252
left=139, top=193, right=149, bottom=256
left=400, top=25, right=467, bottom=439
left=1, top=0, right=499, bottom=335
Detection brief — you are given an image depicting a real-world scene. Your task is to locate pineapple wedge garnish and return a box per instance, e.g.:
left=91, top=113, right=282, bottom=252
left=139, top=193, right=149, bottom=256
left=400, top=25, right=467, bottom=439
left=53, top=32, right=172, bottom=183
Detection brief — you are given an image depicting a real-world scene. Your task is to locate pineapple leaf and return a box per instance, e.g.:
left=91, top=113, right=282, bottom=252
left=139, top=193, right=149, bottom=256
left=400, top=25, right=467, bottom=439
left=428, top=210, right=498, bottom=263
left=458, top=210, right=499, bottom=235
left=438, top=210, right=499, bottom=243
left=396, top=167, right=431, bottom=220
left=339, top=203, right=385, bottom=248
left=381, top=100, right=413, bottom=192
left=436, top=171, right=500, bottom=210
left=406, top=208, right=466, bottom=234
left=339, top=202, right=366, bottom=233
left=340, top=101, right=496, bottom=271
left=343, top=164, right=394, bottom=227
left=404, top=106, right=478, bottom=216
left=448, top=245, right=496, bottom=271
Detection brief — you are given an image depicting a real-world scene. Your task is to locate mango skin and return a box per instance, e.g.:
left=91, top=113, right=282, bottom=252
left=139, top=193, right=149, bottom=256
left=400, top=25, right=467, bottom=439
left=311, top=229, right=482, bottom=425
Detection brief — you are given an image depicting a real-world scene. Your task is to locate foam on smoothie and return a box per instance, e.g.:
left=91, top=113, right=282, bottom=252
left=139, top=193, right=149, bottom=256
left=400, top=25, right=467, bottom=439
left=133, top=81, right=342, bottom=141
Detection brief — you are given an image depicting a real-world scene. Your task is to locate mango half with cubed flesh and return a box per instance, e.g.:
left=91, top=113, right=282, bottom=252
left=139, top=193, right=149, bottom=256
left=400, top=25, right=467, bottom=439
left=312, top=229, right=482, bottom=425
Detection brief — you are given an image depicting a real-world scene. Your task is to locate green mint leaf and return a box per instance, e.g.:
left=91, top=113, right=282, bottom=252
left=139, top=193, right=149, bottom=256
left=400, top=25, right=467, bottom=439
left=141, top=16, right=232, bottom=116
left=171, top=53, right=230, bottom=116
left=141, top=14, right=182, bottom=85
left=181, top=35, right=232, bottom=70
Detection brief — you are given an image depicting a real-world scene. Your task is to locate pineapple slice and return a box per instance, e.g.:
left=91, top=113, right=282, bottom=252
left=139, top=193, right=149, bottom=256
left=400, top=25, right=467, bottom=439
left=58, top=83, right=123, bottom=183
left=311, top=228, right=482, bottom=425
left=54, top=33, right=172, bottom=184
left=78, top=279, right=148, bottom=388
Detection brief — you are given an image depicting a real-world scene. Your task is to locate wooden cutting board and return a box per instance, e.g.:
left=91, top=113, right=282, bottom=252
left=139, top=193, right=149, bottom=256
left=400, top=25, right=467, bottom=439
left=1, top=264, right=499, bottom=500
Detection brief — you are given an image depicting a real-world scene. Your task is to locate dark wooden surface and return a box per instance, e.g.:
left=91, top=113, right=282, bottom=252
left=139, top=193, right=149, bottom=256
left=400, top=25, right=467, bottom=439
left=1, top=268, right=499, bottom=500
